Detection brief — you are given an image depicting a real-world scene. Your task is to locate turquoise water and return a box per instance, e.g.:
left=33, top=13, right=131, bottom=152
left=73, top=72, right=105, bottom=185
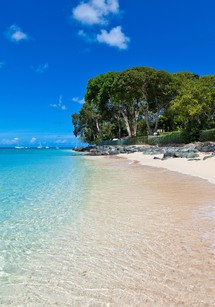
left=1, top=150, right=215, bottom=305
left=0, top=149, right=88, bottom=279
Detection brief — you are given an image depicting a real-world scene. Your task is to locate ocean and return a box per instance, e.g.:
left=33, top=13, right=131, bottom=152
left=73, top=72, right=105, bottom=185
left=1, top=149, right=215, bottom=305
left=0, top=149, right=90, bottom=304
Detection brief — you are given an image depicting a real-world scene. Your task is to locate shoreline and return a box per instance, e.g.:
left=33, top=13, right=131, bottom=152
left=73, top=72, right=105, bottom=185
left=74, top=142, right=215, bottom=184
left=2, top=151, right=215, bottom=305
left=82, top=155, right=215, bottom=305
left=116, top=152, right=215, bottom=184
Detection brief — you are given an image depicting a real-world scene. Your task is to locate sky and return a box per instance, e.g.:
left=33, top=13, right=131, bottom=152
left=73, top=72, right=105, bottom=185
left=0, top=0, right=214, bottom=147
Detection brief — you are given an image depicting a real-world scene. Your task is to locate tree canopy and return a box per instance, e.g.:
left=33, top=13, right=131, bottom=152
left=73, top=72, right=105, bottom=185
left=72, top=66, right=215, bottom=143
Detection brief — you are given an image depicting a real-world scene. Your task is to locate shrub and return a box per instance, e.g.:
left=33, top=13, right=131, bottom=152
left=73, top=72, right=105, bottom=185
left=122, top=136, right=148, bottom=145
left=148, top=131, right=185, bottom=145
left=200, top=128, right=215, bottom=142
left=148, top=136, right=160, bottom=145
left=99, top=136, right=148, bottom=146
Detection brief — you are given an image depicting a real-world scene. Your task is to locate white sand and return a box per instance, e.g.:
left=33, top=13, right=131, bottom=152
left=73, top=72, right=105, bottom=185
left=117, top=152, right=215, bottom=184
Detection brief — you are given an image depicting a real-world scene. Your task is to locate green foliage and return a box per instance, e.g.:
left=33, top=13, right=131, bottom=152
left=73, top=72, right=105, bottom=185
left=147, top=136, right=159, bottom=145
left=72, top=103, right=103, bottom=143
left=157, top=113, right=178, bottom=132
left=112, top=68, right=147, bottom=136
left=170, top=76, right=215, bottom=142
left=181, top=123, right=202, bottom=143
left=72, top=66, right=215, bottom=144
left=148, top=132, right=185, bottom=145
left=200, top=129, right=215, bottom=142
left=99, top=136, right=148, bottom=146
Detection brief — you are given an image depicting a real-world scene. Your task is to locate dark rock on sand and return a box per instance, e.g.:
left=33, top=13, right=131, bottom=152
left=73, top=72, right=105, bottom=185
left=74, top=142, right=215, bottom=161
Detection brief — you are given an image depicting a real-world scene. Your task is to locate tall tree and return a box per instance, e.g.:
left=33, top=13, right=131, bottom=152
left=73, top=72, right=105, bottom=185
left=85, top=72, right=123, bottom=138
left=112, top=68, right=148, bottom=136
left=72, top=102, right=103, bottom=143
left=141, top=69, right=174, bottom=135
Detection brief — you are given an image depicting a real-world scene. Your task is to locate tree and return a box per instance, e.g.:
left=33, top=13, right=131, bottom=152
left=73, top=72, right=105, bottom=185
left=72, top=102, right=103, bottom=143
left=171, top=77, right=215, bottom=141
left=112, top=68, right=148, bottom=136
left=141, top=69, right=174, bottom=135
left=85, top=72, right=125, bottom=139
left=72, top=66, right=215, bottom=144
left=72, top=72, right=123, bottom=143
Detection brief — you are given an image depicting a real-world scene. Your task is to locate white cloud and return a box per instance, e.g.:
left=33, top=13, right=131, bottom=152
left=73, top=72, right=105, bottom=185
left=72, top=1, right=130, bottom=50
left=0, top=62, right=5, bottom=69
left=6, top=25, right=29, bottom=42
left=50, top=96, right=67, bottom=111
left=73, top=0, right=119, bottom=25
left=30, top=137, right=37, bottom=144
left=0, top=132, right=79, bottom=147
left=35, top=63, right=49, bottom=73
left=97, top=26, right=130, bottom=49
left=72, top=97, right=85, bottom=104
left=73, top=3, right=101, bottom=25
left=1, top=137, right=20, bottom=145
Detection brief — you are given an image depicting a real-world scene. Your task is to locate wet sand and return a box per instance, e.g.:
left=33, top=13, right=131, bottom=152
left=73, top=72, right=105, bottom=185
left=1, top=156, right=215, bottom=306
left=79, top=156, right=215, bottom=306
left=118, top=152, right=215, bottom=184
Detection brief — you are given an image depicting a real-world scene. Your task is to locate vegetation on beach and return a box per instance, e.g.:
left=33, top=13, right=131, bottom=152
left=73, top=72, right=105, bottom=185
left=72, top=66, right=215, bottom=144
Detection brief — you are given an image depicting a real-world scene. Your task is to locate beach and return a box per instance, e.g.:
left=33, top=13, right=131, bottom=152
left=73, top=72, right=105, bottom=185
left=77, top=155, right=215, bottom=306
left=1, top=150, right=215, bottom=305
left=117, top=151, right=215, bottom=184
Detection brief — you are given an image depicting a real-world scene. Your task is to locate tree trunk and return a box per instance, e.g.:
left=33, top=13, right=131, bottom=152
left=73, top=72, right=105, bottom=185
left=145, top=104, right=153, bottom=135
left=133, top=109, right=139, bottom=136
left=117, top=119, right=121, bottom=139
left=121, top=109, right=132, bottom=137
left=114, top=114, right=122, bottom=139
left=152, top=114, right=159, bottom=134
left=96, top=119, right=103, bottom=139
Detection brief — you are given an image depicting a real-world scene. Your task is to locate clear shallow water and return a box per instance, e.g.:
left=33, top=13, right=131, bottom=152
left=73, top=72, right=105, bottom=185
left=1, top=152, right=215, bottom=305
left=0, top=149, right=88, bottom=280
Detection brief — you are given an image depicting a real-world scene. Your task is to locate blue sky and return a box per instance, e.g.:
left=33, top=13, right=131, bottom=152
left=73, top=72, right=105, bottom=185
left=0, top=0, right=214, bottom=147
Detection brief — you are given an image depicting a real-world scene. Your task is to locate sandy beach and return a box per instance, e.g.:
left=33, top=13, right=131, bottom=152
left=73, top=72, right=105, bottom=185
left=2, top=153, right=215, bottom=306
left=117, top=152, right=215, bottom=184
left=77, top=155, right=215, bottom=306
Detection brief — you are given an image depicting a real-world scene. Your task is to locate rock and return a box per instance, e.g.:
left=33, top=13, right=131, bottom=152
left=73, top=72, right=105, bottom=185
left=163, top=149, right=177, bottom=158
left=196, top=143, right=215, bottom=152
left=142, top=147, right=164, bottom=155
left=174, top=152, right=188, bottom=158
left=203, top=155, right=213, bottom=160
left=181, top=144, right=198, bottom=152
left=89, top=148, right=97, bottom=153
left=201, top=146, right=211, bottom=152
left=74, top=142, right=215, bottom=157
left=100, top=151, right=110, bottom=155
left=186, top=152, right=199, bottom=159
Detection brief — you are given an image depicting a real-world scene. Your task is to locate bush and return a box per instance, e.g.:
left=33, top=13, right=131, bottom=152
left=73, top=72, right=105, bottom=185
left=147, top=135, right=160, bottom=145
left=200, top=128, right=215, bottom=142
left=99, top=136, right=148, bottom=146
left=148, top=131, right=185, bottom=145
left=122, top=136, right=148, bottom=145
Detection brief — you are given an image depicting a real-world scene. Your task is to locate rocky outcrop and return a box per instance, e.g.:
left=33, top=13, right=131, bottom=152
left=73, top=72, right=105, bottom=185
left=74, top=142, right=215, bottom=160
